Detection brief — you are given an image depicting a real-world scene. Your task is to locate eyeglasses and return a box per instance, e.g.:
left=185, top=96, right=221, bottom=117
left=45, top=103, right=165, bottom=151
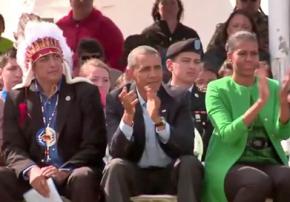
left=159, top=0, right=176, bottom=5
left=240, top=0, right=258, bottom=3
left=80, top=54, right=102, bottom=61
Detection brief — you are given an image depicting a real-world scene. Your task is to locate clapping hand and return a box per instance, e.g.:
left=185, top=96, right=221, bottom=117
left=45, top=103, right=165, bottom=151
left=279, top=70, right=290, bottom=123
left=145, top=86, right=161, bottom=123
left=280, top=71, right=290, bottom=103
left=256, top=67, right=269, bottom=105
left=119, top=86, right=138, bottom=125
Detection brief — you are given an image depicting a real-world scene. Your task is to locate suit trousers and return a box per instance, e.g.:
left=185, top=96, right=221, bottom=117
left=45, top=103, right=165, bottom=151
left=101, top=155, right=203, bottom=202
left=0, top=166, right=100, bottom=202
left=225, top=164, right=290, bottom=202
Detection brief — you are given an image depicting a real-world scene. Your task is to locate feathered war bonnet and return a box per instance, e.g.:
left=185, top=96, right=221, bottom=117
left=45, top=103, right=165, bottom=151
left=15, top=21, right=88, bottom=89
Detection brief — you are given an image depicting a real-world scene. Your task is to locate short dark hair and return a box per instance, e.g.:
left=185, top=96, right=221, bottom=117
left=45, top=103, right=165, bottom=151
left=209, top=9, right=259, bottom=51
left=203, top=61, right=219, bottom=77
left=0, top=48, right=17, bottom=69
left=127, top=45, right=160, bottom=70
left=0, top=14, right=5, bottom=31
left=76, top=38, right=105, bottom=59
left=218, top=61, right=233, bottom=78
left=121, top=34, right=155, bottom=66
left=151, top=0, right=184, bottom=22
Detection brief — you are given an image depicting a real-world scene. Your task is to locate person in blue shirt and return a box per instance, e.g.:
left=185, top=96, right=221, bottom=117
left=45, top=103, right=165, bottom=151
left=102, top=45, right=203, bottom=202
left=0, top=48, right=22, bottom=101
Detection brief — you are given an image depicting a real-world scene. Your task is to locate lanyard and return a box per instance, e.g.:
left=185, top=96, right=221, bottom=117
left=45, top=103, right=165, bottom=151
left=39, top=94, right=59, bottom=127
left=36, top=82, right=59, bottom=127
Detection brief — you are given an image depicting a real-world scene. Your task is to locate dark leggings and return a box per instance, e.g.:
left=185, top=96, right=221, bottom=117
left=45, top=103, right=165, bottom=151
left=225, top=164, right=290, bottom=202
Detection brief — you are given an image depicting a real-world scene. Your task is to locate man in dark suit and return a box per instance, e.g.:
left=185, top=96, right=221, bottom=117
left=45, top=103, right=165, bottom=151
left=0, top=21, right=106, bottom=202
left=101, top=45, right=203, bottom=202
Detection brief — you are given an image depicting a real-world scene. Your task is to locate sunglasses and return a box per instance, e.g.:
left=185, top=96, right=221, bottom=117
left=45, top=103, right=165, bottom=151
left=159, top=0, right=176, bottom=5
left=240, top=0, right=258, bottom=3
left=80, top=54, right=102, bottom=61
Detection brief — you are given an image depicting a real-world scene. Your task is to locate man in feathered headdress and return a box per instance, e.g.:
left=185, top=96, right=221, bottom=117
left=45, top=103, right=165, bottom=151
left=0, top=21, right=106, bottom=202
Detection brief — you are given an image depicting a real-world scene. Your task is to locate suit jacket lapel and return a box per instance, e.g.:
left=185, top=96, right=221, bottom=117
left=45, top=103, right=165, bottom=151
left=56, top=81, right=74, bottom=140
left=133, top=102, right=145, bottom=141
left=129, top=83, right=145, bottom=143
left=157, top=85, right=169, bottom=118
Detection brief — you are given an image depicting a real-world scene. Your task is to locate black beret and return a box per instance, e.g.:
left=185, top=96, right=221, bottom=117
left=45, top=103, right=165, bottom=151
left=166, top=38, right=203, bottom=59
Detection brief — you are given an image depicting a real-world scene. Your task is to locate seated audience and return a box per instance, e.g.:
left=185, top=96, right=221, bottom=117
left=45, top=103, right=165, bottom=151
left=236, top=0, right=269, bottom=52
left=207, top=0, right=269, bottom=53
left=142, top=0, right=203, bottom=79
left=0, top=21, right=106, bottom=202
left=195, top=65, right=217, bottom=93
left=79, top=58, right=111, bottom=108
left=142, top=0, right=202, bottom=49
left=203, top=31, right=290, bottom=202
left=218, top=60, right=233, bottom=78
left=166, top=38, right=216, bottom=160
left=256, top=51, right=273, bottom=78
left=193, top=65, right=217, bottom=159
left=113, top=69, right=134, bottom=90
left=101, top=45, right=203, bottom=202
left=77, top=38, right=106, bottom=66
left=76, top=38, right=122, bottom=86
left=121, top=34, right=155, bottom=67
left=166, top=38, right=203, bottom=90
left=0, top=99, right=3, bottom=165
left=121, top=34, right=163, bottom=83
left=0, top=48, right=22, bottom=101
left=0, top=14, right=13, bottom=54
left=204, top=9, right=259, bottom=71
left=57, top=0, right=124, bottom=71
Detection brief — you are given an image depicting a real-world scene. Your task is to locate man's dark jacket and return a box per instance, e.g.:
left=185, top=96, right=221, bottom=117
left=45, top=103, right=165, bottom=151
left=2, top=79, right=107, bottom=178
left=106, top=83, right=194, bottom=162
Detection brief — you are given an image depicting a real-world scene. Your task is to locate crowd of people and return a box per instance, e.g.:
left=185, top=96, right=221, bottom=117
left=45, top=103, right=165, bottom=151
left=0, top=0, right=289, bottom=202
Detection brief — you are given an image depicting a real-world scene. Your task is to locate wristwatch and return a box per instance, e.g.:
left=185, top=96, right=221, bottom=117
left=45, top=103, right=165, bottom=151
left=154, top=116, right=166, bottom=128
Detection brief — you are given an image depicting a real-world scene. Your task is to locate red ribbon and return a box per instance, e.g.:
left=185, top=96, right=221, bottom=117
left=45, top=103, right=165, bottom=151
left=18, top=103, right=27, bottom=127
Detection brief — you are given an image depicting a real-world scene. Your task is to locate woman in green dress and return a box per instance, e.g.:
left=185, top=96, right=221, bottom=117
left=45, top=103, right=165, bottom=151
left=203, top=31, right=290, bottom=202
left=0, top=14, right=13, bottom=54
